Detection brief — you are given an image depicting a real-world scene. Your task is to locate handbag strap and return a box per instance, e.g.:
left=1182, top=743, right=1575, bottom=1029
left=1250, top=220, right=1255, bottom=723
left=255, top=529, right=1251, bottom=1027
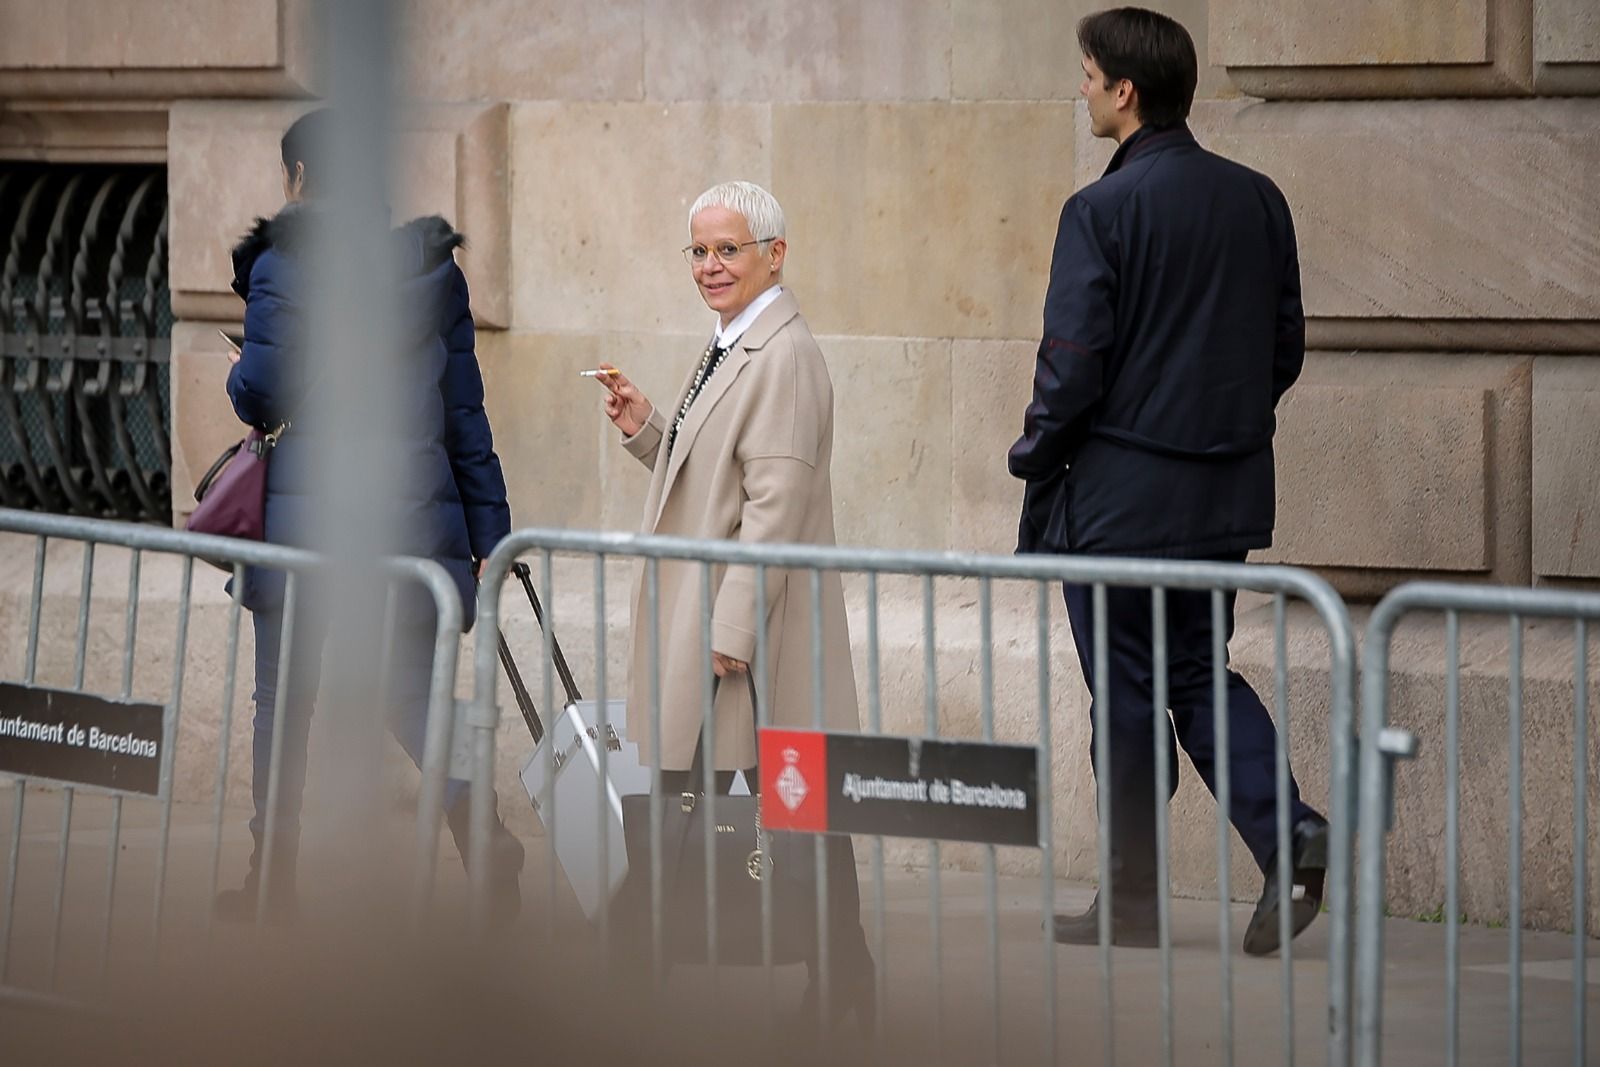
left=680, top=670, right=762, bottom=808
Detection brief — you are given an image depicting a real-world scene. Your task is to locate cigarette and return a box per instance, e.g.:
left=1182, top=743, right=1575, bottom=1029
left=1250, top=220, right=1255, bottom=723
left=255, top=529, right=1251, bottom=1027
left=579, top=368, right=620, bottom=377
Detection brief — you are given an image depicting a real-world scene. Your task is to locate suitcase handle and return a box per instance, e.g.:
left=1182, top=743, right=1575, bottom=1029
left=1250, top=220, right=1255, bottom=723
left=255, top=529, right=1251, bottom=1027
left=496, top=628, right=544, bottom=745
left=510, top=561, right=584, bottom=709
left=489, top=560, right=589, bottom=746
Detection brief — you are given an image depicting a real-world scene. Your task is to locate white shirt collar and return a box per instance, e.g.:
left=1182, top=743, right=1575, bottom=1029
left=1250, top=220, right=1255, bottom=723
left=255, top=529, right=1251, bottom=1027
left=714, top=285, right=784, bottom=350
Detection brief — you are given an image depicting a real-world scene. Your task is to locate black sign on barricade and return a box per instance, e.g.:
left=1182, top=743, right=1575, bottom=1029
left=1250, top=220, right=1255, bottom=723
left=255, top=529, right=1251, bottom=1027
left=759, top=728, right=1040, bottom=847
left=0, top=682, right=168, bottom=797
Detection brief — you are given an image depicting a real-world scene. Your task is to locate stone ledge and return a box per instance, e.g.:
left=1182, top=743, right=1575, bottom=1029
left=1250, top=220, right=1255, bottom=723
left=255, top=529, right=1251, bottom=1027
left=1306, top=319, right=1600, bottom=354
left=0, top=106, right=167, bottom=164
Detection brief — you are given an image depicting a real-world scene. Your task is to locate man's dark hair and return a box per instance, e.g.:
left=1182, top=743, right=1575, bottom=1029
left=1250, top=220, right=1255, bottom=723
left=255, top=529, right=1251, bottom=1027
left=279, top=108, right=334, bottom=191
left=1077, top=8, right=1197, bottom=129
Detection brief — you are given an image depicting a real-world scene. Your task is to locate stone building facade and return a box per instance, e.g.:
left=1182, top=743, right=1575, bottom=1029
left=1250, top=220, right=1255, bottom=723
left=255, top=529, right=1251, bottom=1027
left=2, top=1, right=1597, bottom=918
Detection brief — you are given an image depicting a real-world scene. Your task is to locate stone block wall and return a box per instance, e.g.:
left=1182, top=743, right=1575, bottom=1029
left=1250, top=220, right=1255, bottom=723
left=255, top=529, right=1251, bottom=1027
left=3, top=0, right=1600, bottom=913
left=11, top=0, right=1593, bottom=592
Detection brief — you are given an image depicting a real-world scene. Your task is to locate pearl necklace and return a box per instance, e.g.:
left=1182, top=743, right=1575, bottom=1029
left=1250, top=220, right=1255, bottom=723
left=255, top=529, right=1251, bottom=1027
left=668, top=339, right=727, bottom=457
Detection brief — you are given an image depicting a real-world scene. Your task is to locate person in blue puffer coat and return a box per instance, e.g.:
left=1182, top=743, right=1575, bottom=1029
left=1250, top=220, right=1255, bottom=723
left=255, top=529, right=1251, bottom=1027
left=215, top=108, right=523, bottom=924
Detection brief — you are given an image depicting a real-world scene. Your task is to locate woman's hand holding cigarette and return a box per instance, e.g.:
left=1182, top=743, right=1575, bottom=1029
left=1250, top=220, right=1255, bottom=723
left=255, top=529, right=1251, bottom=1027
left=593, top=362, right=653, bottom=437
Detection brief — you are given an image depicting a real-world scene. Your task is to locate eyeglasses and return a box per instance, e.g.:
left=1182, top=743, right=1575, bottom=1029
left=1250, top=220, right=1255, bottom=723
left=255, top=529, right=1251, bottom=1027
left=682, top=238, right=774, bottom=267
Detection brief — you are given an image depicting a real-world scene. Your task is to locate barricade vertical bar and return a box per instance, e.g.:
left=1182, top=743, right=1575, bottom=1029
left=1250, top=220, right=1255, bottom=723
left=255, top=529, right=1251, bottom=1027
left=647, top=556, right=664, bottom=990
left=541, top=550, right=559, bottom=952
left=699, top=562, right=717, bottom=978
left=594, top=554, right=610, bottom=964
left=121, top=548, right=141, bottom=698
left=1092, top=581, right=1114, bottom=1064
left=1274, top=593, right=1294, bottom=1065
left=73, top=541, right=94, bottom=690
left=470, top=595, right=498, bottom=933
left=1213, top=588, right=1234, bottom=1067
left=1509, top=614, right=1523, bottom=1065
left=866, top=571, right=887, bottom=1037
left=374, top=581, right=398, bottom=713
left=1328, top=598, right=1358, bottom=1067
left=1445, top=609, right=1460, bottom=1067
left=107, top=548, right=142, bottom=972
left=979, top=577, right=1002, bottom=1065
left=1153, top=587, right=1174, bottom=1067
left=1037, top=580, right=1058, bottom=1064
left=152, top=555, right=192, bottom=944
left=1, top=780, right=24, bottom=981
left=1357, top=601, right=1396, bottom=1067
left=813, top=567, right=832, bottom=1030
left=100, top=795, right=121, bottom=988
left=923, top=572, right=940, bottom=1054
left=257, top=571, right=296, bottom=930
left=206, top=565, right=245, bottom=940
left=1574, top=618, right=1589, bottom=1067
left=407, top=569, right=447, bottom=918
left=45, top=786, right=73, bottom=989
left=26, top=535, right=45, bottom=683
left=414, top=567, right=464, bottom=922
left=753, top=565, right=775, bottom=1022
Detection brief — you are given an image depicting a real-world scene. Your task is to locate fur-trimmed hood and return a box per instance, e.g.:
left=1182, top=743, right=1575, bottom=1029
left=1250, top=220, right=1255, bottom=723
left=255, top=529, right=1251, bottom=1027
left=230, top=203, right=466, bottom=298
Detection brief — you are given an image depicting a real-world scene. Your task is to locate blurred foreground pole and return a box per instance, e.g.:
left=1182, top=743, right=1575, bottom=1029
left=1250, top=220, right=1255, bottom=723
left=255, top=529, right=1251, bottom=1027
left=305, top=0, right=405, bottom=906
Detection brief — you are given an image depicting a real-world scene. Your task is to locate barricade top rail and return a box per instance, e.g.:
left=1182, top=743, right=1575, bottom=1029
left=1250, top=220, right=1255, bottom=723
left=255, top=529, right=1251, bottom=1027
left=1366, top=580, right=1600, bottom=639
left=0, top=507, right=462, bottom=634
left=478, top=526, right=1351, bottom=630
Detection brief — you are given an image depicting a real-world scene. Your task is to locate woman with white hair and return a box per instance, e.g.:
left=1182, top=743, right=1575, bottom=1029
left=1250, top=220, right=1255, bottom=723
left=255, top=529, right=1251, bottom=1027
left=595, top=180, right=873, bottom=1031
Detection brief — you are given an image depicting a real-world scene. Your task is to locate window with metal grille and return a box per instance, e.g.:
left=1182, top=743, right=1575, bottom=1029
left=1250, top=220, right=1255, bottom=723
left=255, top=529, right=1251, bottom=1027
left=0, top=164, right=171, bottom=524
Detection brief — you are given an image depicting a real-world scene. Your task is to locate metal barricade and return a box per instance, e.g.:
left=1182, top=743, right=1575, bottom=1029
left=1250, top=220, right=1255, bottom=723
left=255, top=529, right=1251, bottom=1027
left=0, top=508, right=463, bottom=1012
left=470, top=528, right=1358, bottom=1065
left=1356, top=582, right=1599, bottom=1067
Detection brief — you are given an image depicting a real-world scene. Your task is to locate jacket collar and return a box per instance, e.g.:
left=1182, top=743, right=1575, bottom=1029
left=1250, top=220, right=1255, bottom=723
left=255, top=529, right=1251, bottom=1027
left=731, top=287, right=799, bottom=350
left=713, top=284, right=785, bottom=350
left=651, top=290, right=801, bottom=526
left=1102, top=123, right=1196, bottom=177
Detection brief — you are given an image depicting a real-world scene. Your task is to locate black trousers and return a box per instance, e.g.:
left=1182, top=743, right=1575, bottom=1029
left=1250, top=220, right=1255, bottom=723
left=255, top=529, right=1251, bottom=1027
left=1062, top=555, right=1323, bottom=904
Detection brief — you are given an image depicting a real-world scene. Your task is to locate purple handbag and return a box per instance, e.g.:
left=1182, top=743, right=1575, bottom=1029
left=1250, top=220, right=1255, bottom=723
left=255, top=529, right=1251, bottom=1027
left=184, top=425, right=281, bottom=543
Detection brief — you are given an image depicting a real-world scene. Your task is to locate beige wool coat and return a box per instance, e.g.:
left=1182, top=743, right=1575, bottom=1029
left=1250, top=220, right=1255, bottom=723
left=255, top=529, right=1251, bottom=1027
left=621, top=289, right=861, bottom=770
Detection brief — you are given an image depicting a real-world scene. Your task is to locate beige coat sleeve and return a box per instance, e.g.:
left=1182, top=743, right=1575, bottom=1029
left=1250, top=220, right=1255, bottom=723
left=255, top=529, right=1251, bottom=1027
left=621, top=407, right=667, bottom=469
left=711, top=336, right=827, bottom=662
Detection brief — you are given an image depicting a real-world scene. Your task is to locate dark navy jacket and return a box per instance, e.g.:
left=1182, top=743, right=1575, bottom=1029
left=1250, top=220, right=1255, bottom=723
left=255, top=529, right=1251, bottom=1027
left=1008, top=124, right=1305, bottom=559
left=226, top=205, right=511, bottom=624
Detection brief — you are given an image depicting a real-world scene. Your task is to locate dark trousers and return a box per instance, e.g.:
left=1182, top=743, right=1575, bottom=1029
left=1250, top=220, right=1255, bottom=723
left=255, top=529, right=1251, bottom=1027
left=249, top=606, right=466, bottom=843
left=1062, top=560, right=1322, bottom=903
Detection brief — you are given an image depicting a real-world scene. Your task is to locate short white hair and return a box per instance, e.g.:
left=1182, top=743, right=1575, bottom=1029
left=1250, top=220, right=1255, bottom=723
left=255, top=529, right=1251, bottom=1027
left=688, top=180, right=786, bottom=243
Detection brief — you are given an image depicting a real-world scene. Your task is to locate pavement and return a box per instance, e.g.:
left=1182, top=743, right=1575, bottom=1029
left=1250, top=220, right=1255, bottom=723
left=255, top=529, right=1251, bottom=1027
left=0, top=784, right=1595, bottom=1065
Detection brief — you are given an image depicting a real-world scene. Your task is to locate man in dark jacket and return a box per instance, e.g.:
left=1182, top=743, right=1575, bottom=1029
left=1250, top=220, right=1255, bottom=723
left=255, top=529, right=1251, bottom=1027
left=1008, top=8, right=1327, bottom=955
left=216, top=109, right=522, bottom=923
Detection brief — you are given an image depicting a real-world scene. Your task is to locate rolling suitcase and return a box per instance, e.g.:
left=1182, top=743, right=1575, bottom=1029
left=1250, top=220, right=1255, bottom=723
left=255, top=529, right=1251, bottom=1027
left=498, top=562, right=652, bottom=921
